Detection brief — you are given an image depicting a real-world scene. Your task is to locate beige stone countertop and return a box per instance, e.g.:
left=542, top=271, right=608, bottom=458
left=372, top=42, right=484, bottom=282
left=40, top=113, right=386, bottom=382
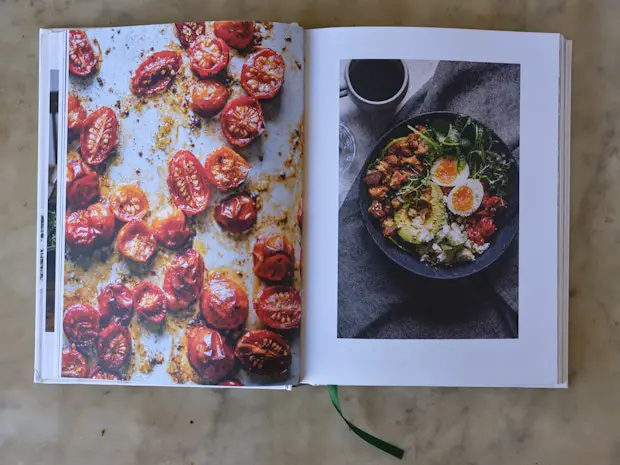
left=0, top=0, right=617, bottom=463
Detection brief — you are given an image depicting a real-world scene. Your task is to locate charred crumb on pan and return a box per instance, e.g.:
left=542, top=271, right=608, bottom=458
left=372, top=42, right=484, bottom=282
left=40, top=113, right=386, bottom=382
left=294, top=61, right=302, bottom=70
left=97, top=77, right=104, bottom=86
left=105, top=48, right=111, bottom=55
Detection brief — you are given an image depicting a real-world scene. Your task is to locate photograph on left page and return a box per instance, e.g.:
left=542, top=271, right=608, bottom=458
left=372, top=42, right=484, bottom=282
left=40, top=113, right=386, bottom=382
left=60, top=22, right=303, bottom=386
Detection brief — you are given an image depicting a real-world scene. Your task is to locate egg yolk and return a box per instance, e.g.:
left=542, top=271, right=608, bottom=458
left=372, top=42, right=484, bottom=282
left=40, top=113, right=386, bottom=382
left=434, top=159, right=458, bottom=184
left=451, top=185, right=474, bottom=212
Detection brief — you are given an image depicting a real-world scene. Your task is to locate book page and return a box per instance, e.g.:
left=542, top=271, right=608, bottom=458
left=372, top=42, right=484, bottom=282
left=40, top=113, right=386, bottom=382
left=44, top=21, right=303, bottom=388
left=302, top=27, right=563, bottom=387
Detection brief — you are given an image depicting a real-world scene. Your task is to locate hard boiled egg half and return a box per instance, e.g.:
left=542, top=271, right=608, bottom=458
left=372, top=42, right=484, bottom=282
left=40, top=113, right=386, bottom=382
left=446, top=179, right=484, bottom=217
left=430, top=156, right=469, bottom=187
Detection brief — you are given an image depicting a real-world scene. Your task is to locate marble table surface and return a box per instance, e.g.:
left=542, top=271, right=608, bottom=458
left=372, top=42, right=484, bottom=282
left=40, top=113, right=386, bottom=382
left=1, top=0, right=619, bottom=464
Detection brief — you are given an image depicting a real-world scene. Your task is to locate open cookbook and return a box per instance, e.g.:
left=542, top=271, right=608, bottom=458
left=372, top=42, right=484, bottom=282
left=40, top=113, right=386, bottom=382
left=36, top=21, right=571, bottom=389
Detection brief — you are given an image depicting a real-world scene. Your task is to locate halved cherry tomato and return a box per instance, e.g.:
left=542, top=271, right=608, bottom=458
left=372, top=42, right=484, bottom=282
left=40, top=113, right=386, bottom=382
left=130, top=50, right=182, bottom=96
left=69, top=30, right=97, bottom=77
left=80, top=106, right=119, bottom=165
left=134, top=282, right=166, bottom=326
left=89, top=366, right=119, bottom=380
left=234, top=330, right=291, bottom=376
left=117, top=220, right=157, bottom=263
left=252, top=234, right=295, bottom=282
left=97, top=282, right=134, bottom=327
left=213, top=21, right=255, bottom=49
left=97, top=324, right=132, bottom=372
left=167, top=150, right=211, bottom=215
left=163, top=249, right=205, bottom=311
left=63, top=303, right=100, bottom=349
left=68, top=95, right=86, bottom=140
left=188, top=36, right=229, bottom=78
left=151, top=205, right=191, bottom=249
left=204, top=147, right=251, bottom=191
left=174, top=22, right=206, bottom=49
left=66, top=159, right=99, bottom=209
left=191, top=80, right=229, bottom=117
left=187, top=325, right=234, bottom=382
left=220, top=96, right=265, bottom=147
left=241, top=48, right=285, bottom=100
left=62, top=348, right=88, bottom=378
left=214, top=194, right=257, bottom=233
left=110, top=184, right=149, bottom=222
left=255, top=286, right=301, bottom=330
left=65, top=201, right=116, bottom=253
left=200, top=278, right=249, bottom=330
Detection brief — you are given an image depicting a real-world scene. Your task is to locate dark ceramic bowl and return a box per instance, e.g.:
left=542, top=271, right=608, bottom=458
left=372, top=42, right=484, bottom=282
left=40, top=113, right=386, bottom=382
left=358, top=112, right=519, bottom=280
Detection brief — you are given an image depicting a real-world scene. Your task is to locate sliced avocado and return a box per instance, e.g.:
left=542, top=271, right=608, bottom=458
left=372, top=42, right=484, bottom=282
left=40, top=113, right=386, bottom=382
left=395, top=183, right=447, bottom=245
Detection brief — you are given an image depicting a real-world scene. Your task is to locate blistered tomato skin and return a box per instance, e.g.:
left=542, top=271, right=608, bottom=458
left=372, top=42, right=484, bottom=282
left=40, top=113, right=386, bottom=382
left=63, top=304, right=101, bottom=349
left=235, top=330, right=291, bottom=376
left=213, top=21, right=255, bottom=49
left=134, top=282, right=167, bottom=326
left=187, top=326, right=234, bottom=382
left=131, top=50, right=182, bottom=96
left=66, top=159, right=100, bottom=209
left=65, top=202, right=116, bottom=253
left=68, top=95, right=87, bottom=140
left=80, top=106, right=119, bottom=165
left=69, top=30, right=97, bottom=77
left=151, top=205, right=191, bottom=249
left=214, top=194, right=257, bottom=233
left=252, top=234, right=295, bottom=283
left=241, top=48, right=286, bottom=100
left=188, top=36, right=229, bottom=79
left=220, top=96, right=265, bottom=147
left=163, top=249, right=205, bottom=312
left=97, top=324, right=132, bottom=372
left=191, top=80, right=230, bottom=117
left=62, top=348, right=88, bottom=378
left=97, top=282, right=134, bottom=327
left=110, top=184, right=150, bottom=222
left=200, top=278, right=249, bottom=330
left=254, top=286, right=301, bottom=330
left=116, top=220, right=157, bottom=263
left=174, top=22, right=206, bottom=49
left=167, top=150, right=211, bottom=215
left=204, top=147, right=251, bottom=191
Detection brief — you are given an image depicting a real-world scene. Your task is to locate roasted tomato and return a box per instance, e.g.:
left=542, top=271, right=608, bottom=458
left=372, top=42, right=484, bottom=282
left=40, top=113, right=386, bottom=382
left=97, top=282, right=134, bottom=327
left=187, top=326, right=234, bottom=382
left=255, top=286, right=301, bottom=330
left=80, top=106, right=118, bottom=165
left=213, top=21, right=255, bottom=49
left=241, top=48, right=286, bottom=100
left=69, top=30, right=97, bottom=77
left=151, top=205, right=191, bottom=249
left=68, top=95, right=86, bottom=140
left=97, top=324, right=132, bottom=372
left=252, top=234, right=295, bottom=282
left=220, top=96, right=265, bottom=147
left=163, top=249, right=205, bottom=311
left=134, top=282, right=166, bottom=326
left=117, top=220, right=157, bottom=263
left=214, top=194, right=257, bottom=233
left=65, top=202, right=116, bottom=253
left=66, top=159, right=99, bottom=209
left=110, top=184, right=150, bottom=222
left=90, top=366, right=119, bottom=380
left=188, top=35, right=229, bottom=78
left=63, top=303, right=100, bottom=349
left=191, top=80, right=230, bottom=117
left=130, top=50, right=182, bottom=96
left=200, top=278, right=249, bottom=330
left=235, top=330, right=291, bottom=376
left=204, top=147, right=251, bottom=191
left=167, top=150, right=211, bottom=215
left=174, top=22, right=206, bottom=48
left=61, top=348, right=88, bottom=378
left=218, top=379, right=243, bottom=386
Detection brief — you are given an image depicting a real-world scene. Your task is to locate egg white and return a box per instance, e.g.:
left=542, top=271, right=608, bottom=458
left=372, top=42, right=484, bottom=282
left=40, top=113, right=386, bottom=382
left=430, top=156, right=470, bottom=187
left=446, top=179, right=484, bottom=217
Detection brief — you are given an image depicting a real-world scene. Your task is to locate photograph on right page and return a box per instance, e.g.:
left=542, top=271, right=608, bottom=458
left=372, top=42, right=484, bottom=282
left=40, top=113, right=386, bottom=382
left=338, top=59, right=520, bottom=340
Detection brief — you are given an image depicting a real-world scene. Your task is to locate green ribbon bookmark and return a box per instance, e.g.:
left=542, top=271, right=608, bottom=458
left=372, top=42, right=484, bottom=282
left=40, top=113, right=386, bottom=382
left=328, top=385, right=405, bottom=460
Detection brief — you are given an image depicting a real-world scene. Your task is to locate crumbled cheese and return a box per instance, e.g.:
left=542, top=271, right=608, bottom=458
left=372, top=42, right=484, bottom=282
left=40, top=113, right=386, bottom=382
left=473, top=242, right=490, bottom=254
